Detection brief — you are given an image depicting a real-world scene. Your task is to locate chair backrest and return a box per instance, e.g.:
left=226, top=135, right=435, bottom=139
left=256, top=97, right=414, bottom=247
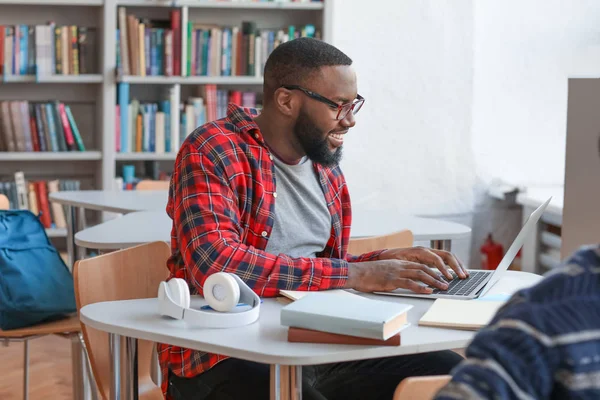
left=348, top=230, right=414, bottom=255
left=73, top=241, right=170, bottom=400
left=0, top=194, right=9, bottom=210
left=393, top=375, right=451, bottom=400
left=136, top=180, right=170, bottom=191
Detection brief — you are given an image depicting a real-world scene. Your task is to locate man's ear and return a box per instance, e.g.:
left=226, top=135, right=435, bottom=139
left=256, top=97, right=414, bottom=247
left=273, top=87, right=298, bottom=118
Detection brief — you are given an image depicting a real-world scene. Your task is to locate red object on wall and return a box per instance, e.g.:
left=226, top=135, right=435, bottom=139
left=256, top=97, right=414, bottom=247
left=480, top=234, right=504, bottom=270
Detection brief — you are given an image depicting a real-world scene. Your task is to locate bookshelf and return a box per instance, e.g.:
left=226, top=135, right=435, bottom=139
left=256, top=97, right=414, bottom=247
left=1, top=0, right=332, bottom=227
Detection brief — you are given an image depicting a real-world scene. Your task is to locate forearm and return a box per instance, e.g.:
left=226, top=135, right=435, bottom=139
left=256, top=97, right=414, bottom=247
left=182, top=232, right=350, bottom=297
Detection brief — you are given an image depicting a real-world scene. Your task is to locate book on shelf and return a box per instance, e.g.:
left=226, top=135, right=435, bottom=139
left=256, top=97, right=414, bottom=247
left=0, top=100, right=85, bottom=152
left=116, top=7, right=320, bottom=77
left=1, top=24, right=97, bottom=78
left=116, top=83, right=259, bottom=153
left=117, top=8, right=180, bottom=77
left=0, top=171, right=80, bottom=230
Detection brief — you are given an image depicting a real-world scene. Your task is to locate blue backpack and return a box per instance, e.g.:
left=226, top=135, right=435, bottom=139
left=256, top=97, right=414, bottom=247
left=0, top=209, right=77, bottom=330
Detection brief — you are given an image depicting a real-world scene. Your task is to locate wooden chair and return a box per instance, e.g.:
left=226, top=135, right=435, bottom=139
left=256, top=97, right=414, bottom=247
left=136, top=180, right=170, bottom=191
left=0, top=193, right=83, bottom=400
left=73, top=241, right=170, bottom=400
left=348, top=229, right=414, bottom=254
left=393, top=375, right=451, bottom=399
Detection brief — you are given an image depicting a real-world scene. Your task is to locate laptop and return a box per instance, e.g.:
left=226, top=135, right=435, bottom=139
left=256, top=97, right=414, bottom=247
left=374, top=196, right=552, bottom=300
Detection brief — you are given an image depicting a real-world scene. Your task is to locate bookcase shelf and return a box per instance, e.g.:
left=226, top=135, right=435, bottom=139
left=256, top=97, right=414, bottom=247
left=177, top=1, right=324, bottom=10
left=115, top=152, right=177, bottom=161
left=0, top=152, right=102, bottom=161
left=2, top=75, right=104, bottom=84
left=1, top=0, right=330, bottom=204
left=118, top=75, right=263, bottom=85
left=116, top=0, right=324, bottom=9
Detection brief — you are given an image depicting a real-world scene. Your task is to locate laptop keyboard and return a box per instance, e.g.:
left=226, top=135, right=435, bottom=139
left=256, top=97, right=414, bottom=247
left=431, top=270, right=490, bottom=296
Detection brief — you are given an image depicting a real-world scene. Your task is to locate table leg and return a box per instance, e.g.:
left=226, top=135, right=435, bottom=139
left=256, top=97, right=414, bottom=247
left=270, top=365, right=302, bottom=400
left=109, top=333, right=121, bottom=400
left=431, top=239, right=452, bottom=251
left=66, top=205, right=76, bottom=271
left=125, top=337, right=139, bottom=400
left=72, top=334, right=95, bottom=400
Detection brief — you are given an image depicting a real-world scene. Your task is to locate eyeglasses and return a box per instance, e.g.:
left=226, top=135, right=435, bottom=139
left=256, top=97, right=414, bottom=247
left=282, top=85, right=365, bottom=121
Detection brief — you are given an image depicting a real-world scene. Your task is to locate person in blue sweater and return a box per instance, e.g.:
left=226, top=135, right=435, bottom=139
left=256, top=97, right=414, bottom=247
left=434, top=244, right=600, bottom=400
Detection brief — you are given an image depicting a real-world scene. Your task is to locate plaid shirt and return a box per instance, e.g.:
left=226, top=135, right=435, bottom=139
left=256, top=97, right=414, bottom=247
left=158, top=104, right=383, bottom=396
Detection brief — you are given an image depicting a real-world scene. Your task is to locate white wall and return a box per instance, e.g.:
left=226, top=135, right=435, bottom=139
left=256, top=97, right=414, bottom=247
left=472, top=0, right=600, bottom=186
left=331, top=0, right=476, bottom=263
left=331, top=0, right=600, bottom=266
left=331, top=0, right=476, bottom=216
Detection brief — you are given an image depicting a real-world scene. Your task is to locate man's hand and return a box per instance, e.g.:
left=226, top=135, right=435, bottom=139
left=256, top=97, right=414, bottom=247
left=344, top=259, right=451, bottom=294
left=378, top=246, right=468, bottom=280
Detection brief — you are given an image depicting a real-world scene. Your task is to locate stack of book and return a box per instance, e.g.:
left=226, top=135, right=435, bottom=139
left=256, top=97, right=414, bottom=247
left=279, top=290, right=412, bottom=346
left=116, top=84, right=260, bottom=153
left=0, top=24, right=97, bottom=76
left=0, top=100, right=85, bottom=152
left=0, top=171, right=81, bottom=230
left=116, top=7, right=321, bottom=77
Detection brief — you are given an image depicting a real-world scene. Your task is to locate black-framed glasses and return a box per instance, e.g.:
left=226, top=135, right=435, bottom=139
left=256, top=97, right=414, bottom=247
left=282, top=85, right=365, bottom=121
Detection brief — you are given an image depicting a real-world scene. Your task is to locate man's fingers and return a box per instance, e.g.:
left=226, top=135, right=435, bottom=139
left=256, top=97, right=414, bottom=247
left=409, top=249, right=453, bottom=280
left=433, top=250, right=468, bottom=278
left=396, top=278, right=434, bottom=294
left=398, top=266, right=449, bottom=290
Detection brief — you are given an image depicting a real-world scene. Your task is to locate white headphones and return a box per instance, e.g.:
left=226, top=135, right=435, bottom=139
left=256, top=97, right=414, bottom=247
left=158, top=272, right=261, bottom=328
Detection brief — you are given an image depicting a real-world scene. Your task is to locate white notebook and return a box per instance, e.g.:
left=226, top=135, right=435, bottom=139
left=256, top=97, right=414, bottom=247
left=418, top=298, right=505, bottom=331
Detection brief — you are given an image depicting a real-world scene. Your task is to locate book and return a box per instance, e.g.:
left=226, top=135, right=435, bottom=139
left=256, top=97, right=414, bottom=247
left=280, top=291, right=412, bottom=341
left=418, top=298, right=505, bottom=331
left=288, top=327, right=401, bottom=347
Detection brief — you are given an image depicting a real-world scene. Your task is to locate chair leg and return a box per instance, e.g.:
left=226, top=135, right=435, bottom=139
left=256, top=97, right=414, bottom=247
left=78, top=333, right=99, bottom=400
left=23, top=339, right=29, bottom=400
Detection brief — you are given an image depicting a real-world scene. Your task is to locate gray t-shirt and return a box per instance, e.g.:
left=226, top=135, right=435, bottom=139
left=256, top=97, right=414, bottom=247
left=264, top=155, right=332, bottom=258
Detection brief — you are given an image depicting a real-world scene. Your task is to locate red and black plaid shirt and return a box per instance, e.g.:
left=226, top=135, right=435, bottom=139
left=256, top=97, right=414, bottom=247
left=158, top=104, right=383, bottom=396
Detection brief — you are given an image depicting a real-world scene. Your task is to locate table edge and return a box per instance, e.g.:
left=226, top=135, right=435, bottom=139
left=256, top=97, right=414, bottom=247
left=79, top=307, right=471, bottom=366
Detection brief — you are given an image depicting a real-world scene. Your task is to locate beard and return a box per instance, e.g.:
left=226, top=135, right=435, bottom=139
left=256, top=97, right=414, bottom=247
left=293, top=109, right=343, bottom=167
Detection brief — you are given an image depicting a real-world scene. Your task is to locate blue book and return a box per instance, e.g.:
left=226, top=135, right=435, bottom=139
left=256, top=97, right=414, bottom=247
left=44, top=103, right=60, bottom=152
left=118, top=83, right=130, bottom=152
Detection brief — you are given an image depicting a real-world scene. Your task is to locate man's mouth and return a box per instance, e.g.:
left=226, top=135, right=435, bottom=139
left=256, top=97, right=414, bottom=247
left=328, top=131, right=347, bottom=147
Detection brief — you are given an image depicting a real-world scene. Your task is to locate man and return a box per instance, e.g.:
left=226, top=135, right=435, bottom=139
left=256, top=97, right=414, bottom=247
left=434, top=245, right=600, bottom=400
left=161, top=37, right=468, bottom=400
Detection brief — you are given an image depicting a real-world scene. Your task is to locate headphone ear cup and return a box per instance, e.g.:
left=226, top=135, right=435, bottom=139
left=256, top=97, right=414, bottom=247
left=176, top=279, right=190, bottom=309
left=204, top=273, right=240, bottom=312
left=167, top=279, right=189, bottom=308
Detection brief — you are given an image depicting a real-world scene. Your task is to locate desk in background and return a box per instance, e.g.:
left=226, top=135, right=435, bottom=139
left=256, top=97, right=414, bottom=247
left=49, top=190, right=168, bottom=267
left=75, top=210, right=472, bottom=252
left=491, top=185, right=564, bottom=274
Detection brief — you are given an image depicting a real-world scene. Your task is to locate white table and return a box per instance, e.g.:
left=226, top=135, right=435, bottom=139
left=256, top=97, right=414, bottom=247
left=74, top=210, right=471, bottom=252
left=80, top=271, right=540, bottom=400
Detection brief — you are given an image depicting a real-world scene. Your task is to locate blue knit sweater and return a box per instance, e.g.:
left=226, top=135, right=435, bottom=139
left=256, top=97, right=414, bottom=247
left=434, top=245, right=600, bottom=400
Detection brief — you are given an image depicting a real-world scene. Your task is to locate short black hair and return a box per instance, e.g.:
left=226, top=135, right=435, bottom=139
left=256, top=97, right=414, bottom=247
left=262, top=38, right=352, bottom=102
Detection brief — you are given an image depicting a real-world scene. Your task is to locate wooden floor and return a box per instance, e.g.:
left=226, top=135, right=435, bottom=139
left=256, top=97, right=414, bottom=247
left=0, top=335, right=73, bottom=400
left=0, top=335, right=466, bottom=400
